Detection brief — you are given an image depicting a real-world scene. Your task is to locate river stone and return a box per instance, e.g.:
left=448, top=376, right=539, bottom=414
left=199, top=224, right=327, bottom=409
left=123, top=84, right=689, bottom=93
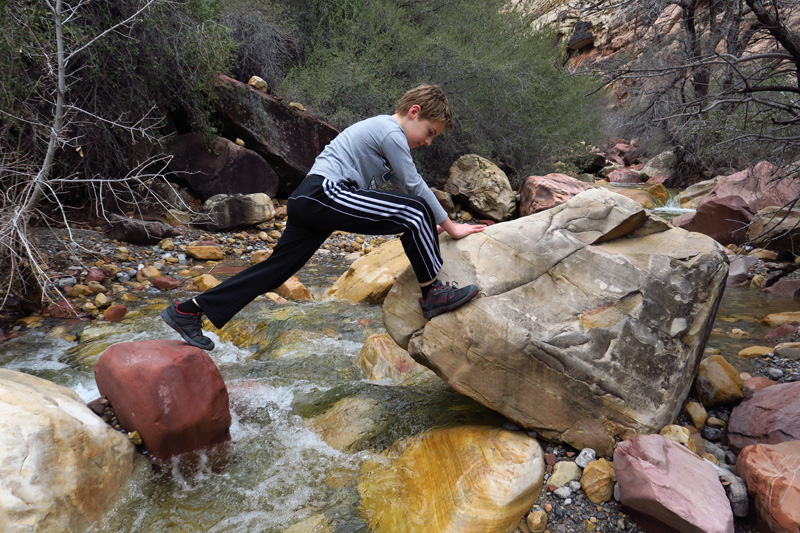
left=548, top=460, right=582, bottom=488
left=0, top=369, right=135, bottom=532
left=94, top=340, right=231, bottom=462
left=358, top=425, right=543, bottom=532
left=358, top=333, right=433, bottom=384
left=580, top=458, right=616, bottom=504
left=305, top=397, right=382, bottom=451
left=518, top=173, right=595, bottom=216
left=727, top=381, right=800, bottom=452
left=383, top=188, right=728, bottom=454
left=444, top=154, right=516, bottom=222
left=327, top=239, right=409, bottom=303
left=735, top=440, right=800, bottom=532
left=615, top=435, right=734, bottom=533
left=747, top=205, right=800, bottom=255
left=693, top=354, right=744, bottom=407
left=199, top=193, right=275, bottom=231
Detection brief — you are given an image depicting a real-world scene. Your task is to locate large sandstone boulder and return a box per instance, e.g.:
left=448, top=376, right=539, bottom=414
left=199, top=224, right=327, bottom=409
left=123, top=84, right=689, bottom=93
left=94, top=340, right=231, bottom=462
left=327, top=239, right=409, bottom=303
left=358, top=425, right=543, bottom=532
left=383, top=188, right=728, bottom=454
left=103, top=213, right=179, bottom=245
left=672, top=161, right=800, bottom=245
left=0, top=369, right=135, bottom=532
left=735, top=441, right=800, bottom=533
left=518, top=173, right=595, bottom=216
left=614, top=434, right=734, bottom=533
left=198, top=193, right=275, bottom=231
left=639, top=151, right=675, bottom=181
left=444, top=154, right=516, bottom=221
left=167, top=133, right=279, bottom=201
left=215, top=75, right=340, bottom=195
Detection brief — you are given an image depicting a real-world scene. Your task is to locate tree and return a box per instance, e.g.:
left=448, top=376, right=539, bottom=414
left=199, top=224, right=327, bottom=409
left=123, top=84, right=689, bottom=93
left=579, top=0, right=800, bottom=186
left=0, top=0, right=233, bottom=313
left=277, top=0, right=609, bottom=186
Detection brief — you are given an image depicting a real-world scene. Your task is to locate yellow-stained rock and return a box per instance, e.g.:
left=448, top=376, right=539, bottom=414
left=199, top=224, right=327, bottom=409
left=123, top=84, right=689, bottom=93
left=684, top=401, right=707, bottom=429
left=193, top=274, right=221, bottom=292
left=358, top=334, right=432, bottom=384
left=737, top=345, right=773, bottom=359
left=358, top=425, right=544, bottom=533
left=305, top=397, right=381, bottom=451
left=283, top=513, right=332, bottom=533
left=251, top=249, right=272, bottom=264
left=580, top=458, right=616, bottom=504
left=277, top=275, right=311, bottom=300
left=328, top=239, right=409, bottom=303
left=136, top=265, right=161, bottom=281
left=549, top=460, right=582, bottom=488
left=186, top=245, right=224, bottom=261
left=659, top=424, right=696, bottom=453
left=694, top=354, right=744, bottom=407
left=526, top=510, right=548, bottom=532
left=761, top=311, right=800, bottom=327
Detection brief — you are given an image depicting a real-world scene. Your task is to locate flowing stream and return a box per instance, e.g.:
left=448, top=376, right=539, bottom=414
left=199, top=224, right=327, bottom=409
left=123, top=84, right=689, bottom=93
left=1, top=211, right=795, bottom=531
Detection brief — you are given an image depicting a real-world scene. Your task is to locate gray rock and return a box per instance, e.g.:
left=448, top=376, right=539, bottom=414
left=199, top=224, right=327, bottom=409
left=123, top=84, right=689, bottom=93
left=198, top=193, right=275, bottom=231
left=575, top=447, right=596, bottom=468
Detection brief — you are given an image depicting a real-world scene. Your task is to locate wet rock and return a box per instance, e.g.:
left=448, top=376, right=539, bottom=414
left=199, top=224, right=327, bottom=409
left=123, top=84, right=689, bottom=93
left=747, top=205, right=800, bottom=256
left=614, top=434, right=734, bottom=533
left=152, top=276, right=183, bottom=291
left=735, top=440, right=800, bottom=532
left=684, top=401, right=707, bottom=429
left=358, top=425, right=543, bottom=532
left=727, top=256, right=758, bottom=287
left=186, top=244, right=225, bottom=261
left=444, top=154, right=516, bottom=221
left=0, top=369, right=134, bottom=531
left=94, top=340, right=231, bottom=462
left=357, top=333, right=432, bottom=384
left=639, top=151, right=675, bottom=181
left=693, top=355, right=744, bottom=407
left=193, top=274, right=221, bottom=292
left=276, top=275, right=311, bottom=300
left=305, top=397, right=382, bottom=451
left=727, top=381, right=800, bottom=452
left=385, top=188, right=728, bottom=454
left=327, top=239, right=409, bottom=303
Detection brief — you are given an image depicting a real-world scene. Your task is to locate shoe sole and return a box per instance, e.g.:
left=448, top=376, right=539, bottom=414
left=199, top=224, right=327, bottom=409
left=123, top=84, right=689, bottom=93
left=422, top=287, right=479, bottom=319
left=161, top=307, right=215, bottom=351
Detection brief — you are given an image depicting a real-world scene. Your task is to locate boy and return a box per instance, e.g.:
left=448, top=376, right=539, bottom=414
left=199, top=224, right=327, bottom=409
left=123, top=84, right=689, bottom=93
left=162, top=84, right=486, bottom=350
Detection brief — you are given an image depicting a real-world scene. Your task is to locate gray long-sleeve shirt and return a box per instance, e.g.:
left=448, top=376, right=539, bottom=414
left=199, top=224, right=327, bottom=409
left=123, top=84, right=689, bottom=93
left=308, top=115, right=449, bottom=224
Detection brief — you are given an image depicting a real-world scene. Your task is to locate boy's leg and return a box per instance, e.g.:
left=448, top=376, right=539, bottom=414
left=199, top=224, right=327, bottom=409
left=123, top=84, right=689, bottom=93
left=193, top=222, right=330, bottom=328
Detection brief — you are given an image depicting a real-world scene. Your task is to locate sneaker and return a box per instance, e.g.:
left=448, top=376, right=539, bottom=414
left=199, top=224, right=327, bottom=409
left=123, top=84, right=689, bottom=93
left=161, top=301, right=215, bottom=351
left=419, top=280, right=479, bottom=319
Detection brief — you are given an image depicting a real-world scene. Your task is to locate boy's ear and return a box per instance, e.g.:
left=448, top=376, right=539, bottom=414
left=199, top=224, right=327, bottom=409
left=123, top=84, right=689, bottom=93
left=407, top=104, right=421, bottom=118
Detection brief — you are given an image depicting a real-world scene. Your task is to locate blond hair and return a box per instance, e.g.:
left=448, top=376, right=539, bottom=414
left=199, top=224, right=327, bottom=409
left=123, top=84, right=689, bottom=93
left=395, top=84, right=453, bottom=130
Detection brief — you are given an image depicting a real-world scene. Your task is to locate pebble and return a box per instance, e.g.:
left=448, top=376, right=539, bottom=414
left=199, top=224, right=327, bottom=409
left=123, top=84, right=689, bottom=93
left=575, top=448, right=596, bottom=468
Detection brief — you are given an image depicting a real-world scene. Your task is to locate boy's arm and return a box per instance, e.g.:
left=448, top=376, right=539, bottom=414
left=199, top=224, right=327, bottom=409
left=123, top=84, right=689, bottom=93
left=438, top=218, right=486, bottom=239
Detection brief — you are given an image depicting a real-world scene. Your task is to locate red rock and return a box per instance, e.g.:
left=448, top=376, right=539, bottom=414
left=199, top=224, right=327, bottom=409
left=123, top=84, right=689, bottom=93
left=518, top=174, right=595, bottom=216
left=43, top=299, right=80, bottom=318
left=607, top=169, right=641, bottom=184
left=726, top=256, right=758, bottom=287
left=166, top=133, right=279, bottom=202
left=735, top=441, right=800, bottom=533
left=743, top=376, right=777, bottom=398
left=103, top=305, right=127, bottom=322
left=84, top=267, right=106, bottom=283
left=728, top=381, right=800, bottom=452
left=647, top=175, right=669, bottom=184
left=671, top=161, right=800, bottom=246
left=152, top=276, right=183, bottom=291
left=762, top=323, right=797, bottom=341
left=762, top=279, right=800, bottom=298
left=94, top=340, right=231, bottom=462
left=614, top=434, right=734, bottom=533
left=606, top=140, right=642, bottom=166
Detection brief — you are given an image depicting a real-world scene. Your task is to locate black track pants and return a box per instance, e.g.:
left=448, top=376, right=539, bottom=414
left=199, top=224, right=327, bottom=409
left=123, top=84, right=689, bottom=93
left=195, top=175, right=442, bottom=328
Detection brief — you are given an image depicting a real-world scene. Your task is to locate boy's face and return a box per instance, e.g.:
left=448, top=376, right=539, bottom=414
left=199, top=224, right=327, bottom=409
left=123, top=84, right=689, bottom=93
left=401, top=105, right=445, bottom=149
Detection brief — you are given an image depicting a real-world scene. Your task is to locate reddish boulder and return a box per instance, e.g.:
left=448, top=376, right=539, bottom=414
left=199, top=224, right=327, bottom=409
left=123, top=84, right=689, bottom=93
left=735, top=441, right=800, bottom=533
left=762, top=323, right=798, bottom=341
left=672, top=162, right=800, bottom=246
left=742, top=376, right=777, bottom=398
left=606, top=169, right=641, bottom=184
left=727, top=381, right=800, bottom=452
left=84, top=267, right=106, bottom=283
left=762, top=279, right=800, bottom=298
left=94, top=340, right=231, bottom=462
left=614, top=434, right=734, bottom=533
left=152, top=276, right=184, bottom=291
left=606, top=139, right=642, bottom=166
left=167, top=133, right=279, bottom=202
left=726, top=256, right=757, bottom=287
left=518, top=173, right=595, bottom=216
left=103, top=304, right=127, bottom=322
left=216, top=75, right=340, bottom=196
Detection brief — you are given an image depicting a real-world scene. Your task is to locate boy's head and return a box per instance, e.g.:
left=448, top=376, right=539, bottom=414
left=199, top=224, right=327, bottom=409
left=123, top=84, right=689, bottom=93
left=395, top=85, right=453, bottom=131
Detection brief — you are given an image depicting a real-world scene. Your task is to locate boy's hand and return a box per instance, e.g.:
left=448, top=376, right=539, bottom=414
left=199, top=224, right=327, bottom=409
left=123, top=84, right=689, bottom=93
left=439, top=218, right=487, bottom=239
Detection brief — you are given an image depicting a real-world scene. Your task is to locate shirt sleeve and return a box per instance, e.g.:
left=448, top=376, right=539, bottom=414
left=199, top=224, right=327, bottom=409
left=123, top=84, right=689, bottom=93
left=381, top=131, right=450, bottom=224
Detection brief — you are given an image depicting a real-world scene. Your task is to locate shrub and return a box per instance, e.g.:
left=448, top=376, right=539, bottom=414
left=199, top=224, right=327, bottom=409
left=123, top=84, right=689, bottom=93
left=277, top=0, right=608, bottom=186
